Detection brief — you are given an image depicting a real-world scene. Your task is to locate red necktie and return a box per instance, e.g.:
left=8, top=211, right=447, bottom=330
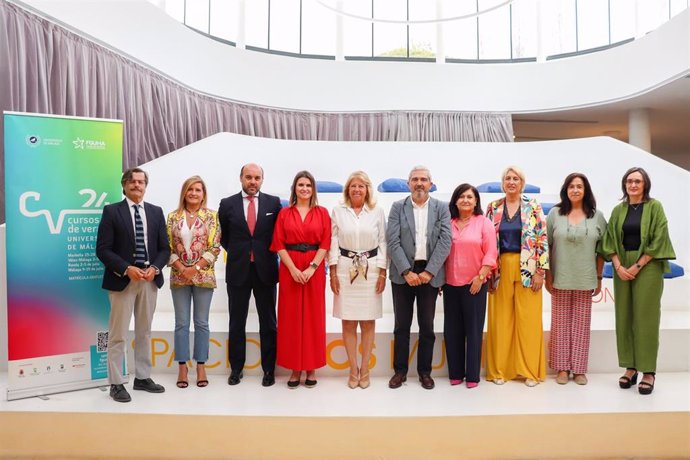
left=247, top=196, right=256, bottom=261
left=247, top=195, right=256, bottom=235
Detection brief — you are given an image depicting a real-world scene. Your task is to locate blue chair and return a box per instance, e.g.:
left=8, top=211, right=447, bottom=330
left=476, top=181, right=541, bottom=193
left=602, top=261, right=685, bottom=279
left=666, top=262, right=685, bottom=279
left=316, top=181, right=343, bottom=193
left=377, top=178, right=437, bottom=193
left=541, top=203, right=556, bottom=216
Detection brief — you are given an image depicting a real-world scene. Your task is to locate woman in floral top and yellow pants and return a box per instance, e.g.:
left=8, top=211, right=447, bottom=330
left=167, top=176, right=221, bottom=388
left=485, top=166, right=548, bottom=387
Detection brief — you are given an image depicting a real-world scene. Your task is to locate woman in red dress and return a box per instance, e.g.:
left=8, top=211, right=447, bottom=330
left=271, top=171, right=331, bottom=388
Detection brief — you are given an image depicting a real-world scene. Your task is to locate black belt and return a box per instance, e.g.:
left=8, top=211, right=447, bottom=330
left=133, top=262, right=150, bottom=269
left=285, top=243, right=319, bottom=252
left=340, top=247, right=378, bottom=258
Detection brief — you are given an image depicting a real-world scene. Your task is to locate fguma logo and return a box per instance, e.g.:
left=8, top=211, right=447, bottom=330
left=73, top=137, right=106, bottom=150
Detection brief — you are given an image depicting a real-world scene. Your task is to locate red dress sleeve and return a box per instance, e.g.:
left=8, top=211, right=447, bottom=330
left=318, top=206, right=332, bottom=251
left=270, top=207, right=288, bottom=252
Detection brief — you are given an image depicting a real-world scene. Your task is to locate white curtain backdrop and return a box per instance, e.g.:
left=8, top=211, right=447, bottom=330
left=0, top=0, right=514, bottom=220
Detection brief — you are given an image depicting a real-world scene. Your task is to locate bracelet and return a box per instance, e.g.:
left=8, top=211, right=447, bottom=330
left=614, top=265, right=621, bottom=271
left=379, top=274, right=387, bottom=279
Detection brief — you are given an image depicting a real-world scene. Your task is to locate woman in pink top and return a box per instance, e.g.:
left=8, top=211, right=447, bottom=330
left=443, top=184, right=497, bottom=388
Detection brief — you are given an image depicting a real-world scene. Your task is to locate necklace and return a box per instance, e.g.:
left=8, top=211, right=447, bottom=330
left=630, top=202, right=643, bottom=211
left=185, top=208, right=199, bottom=218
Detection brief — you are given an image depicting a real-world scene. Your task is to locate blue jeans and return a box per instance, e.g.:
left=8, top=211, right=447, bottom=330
left=171, top=285, right=214, bottom=363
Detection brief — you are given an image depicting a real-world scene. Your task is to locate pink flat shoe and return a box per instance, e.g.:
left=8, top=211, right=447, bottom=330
left=466, top=381, right=478, bottom=389
left=449, top=379, right=463, bottom=386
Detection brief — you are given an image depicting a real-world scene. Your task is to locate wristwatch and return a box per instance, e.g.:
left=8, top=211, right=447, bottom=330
left=478, top=274, right=485, bottom=281
left=402, top=269, right=411, bottom=277
left=309, top=262, right=318, bottom=269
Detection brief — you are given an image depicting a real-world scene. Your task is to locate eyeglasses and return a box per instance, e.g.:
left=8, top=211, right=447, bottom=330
left=626, top=179, right=643, bottom=185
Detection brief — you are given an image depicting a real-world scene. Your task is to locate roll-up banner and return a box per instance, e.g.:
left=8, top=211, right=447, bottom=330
left=4, top=112, right=122, bottom=400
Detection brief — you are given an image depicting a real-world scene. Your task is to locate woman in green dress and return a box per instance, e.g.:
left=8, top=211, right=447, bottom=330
left=602, top=167, right=675, bottom=395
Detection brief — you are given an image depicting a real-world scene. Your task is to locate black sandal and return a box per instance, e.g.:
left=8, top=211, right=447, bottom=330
left=638, top=373, right=655, bottom=395
left=177, top=364, right=189, bottom=388
left=619, top=368, right=638, bottom=389
left=196, top=379, right=209, bottom=388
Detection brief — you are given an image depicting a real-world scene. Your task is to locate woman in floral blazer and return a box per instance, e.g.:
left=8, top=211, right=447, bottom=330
left=167, top=176, right=221, bottom=388
left=485, top=166, right=548, bottom=387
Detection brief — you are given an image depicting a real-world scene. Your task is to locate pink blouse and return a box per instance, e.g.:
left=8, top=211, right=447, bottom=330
left=444, top=214, right=498, bottom=287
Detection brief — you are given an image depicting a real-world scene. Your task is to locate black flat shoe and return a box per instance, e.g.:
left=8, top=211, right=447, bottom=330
left=133, top=378, right=165, bottom=393
left=262, top=372, right=275, bottom=387
left=638, top=373, right=655, bottom=395
left=287, top=379, right=300, bottom=389
left=619, top=369, right=638, bottom=389
left=227, top=371, right=243, bottom=386
left=110, top=384, right=131, bottom=403
left=304, top=379, right=317, bottom=388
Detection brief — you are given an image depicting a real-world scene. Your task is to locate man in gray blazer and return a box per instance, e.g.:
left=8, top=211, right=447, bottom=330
left=387, top=166, right=451, bottom=390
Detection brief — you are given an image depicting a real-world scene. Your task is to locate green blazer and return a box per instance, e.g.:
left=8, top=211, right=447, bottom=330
left=601, top=199, right=676, bottom=272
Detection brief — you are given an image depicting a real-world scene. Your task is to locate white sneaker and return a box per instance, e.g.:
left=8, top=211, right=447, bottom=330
left=493, top=378, right=505, bottom=385
left=525, top=379, right=538, bottom=387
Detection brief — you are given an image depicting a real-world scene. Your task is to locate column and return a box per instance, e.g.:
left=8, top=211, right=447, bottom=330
left=237, top=0, right=246, bottom=50
left=628, top=108, right=651, bottom=152
left=436, top=0, right=445, bottom=64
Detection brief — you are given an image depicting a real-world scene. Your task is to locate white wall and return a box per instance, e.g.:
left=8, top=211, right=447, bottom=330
left=142, top=133, right=689, bottom=269
left=20, top=0, right=690, bottom=113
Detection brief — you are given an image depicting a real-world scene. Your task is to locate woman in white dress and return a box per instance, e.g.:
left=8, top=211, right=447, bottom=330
left=329, top=171, right=387, bottom=389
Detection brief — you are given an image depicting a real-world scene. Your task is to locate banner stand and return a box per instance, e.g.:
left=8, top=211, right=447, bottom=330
left=4, top=112, right=123, bottom=400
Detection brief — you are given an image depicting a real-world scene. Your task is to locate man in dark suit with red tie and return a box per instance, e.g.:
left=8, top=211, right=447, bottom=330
left=218, top=163, right=282, bottom=387
left=96, top=168, right=171, bottom=402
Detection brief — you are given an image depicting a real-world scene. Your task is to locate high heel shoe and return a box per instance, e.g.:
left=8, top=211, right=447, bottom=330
left=176, top=364, right=188, bottom=388
left=358, top=370, right=370, bottom=389
left=347, top=370, right=359, bottom=389
left=619, top=368, right=638, bottom=389
left=638, top=373, right=655, bottom=395
left=196, top=364, right=208, bottom=387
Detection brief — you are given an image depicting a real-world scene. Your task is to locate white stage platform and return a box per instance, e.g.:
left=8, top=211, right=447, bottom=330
left=2, top=371, right=688, bottom=418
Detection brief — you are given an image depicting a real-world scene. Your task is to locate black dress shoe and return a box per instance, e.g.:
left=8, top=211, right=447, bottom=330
left=262, top=372, right=275, bottom=387
left=419, top=374, right=435, bottom=390
left=132, top=378, right=165, bottom=393
left=110, top=384, right=131, bottom=402
left=228, top=371, right=243, bottom=386
left=388, top=372, right=407, bottom=389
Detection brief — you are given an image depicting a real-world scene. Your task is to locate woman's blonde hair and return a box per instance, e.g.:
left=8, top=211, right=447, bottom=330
left=343, top=170, right=376, bottom=208
left=176, top=175, right=208, bottom=212
left=501, top=165, right=526, bottom=194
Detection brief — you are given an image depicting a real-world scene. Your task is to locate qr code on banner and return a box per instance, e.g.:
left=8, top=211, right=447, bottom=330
left=97, top=331, right=108, bottom=352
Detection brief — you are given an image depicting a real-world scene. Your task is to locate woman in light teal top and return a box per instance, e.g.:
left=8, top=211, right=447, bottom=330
left=545, top=173, right=605, bottom=386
